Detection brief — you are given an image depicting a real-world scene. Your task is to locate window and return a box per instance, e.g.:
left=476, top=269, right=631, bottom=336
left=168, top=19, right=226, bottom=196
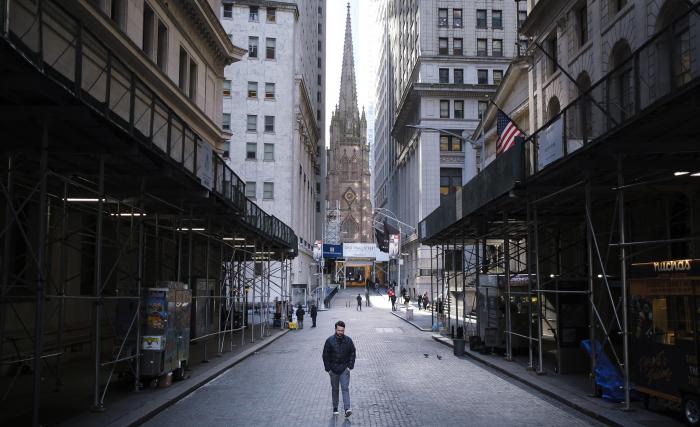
left=266, top=38, right=276, bottom=59
left=109, top=0, right=126, bottom=29
left=493, top=69, right=503, bottom=86
left=673, top=16, right=691, bottom=86
left=249, top=6, right=259, bottom=21
left=518, top=11, right=527, bottom=29
left=444, top=249, right=464, bottom=271
left=142, top=4, right=155, bottom=57
left=223, top=80, right=231, bottom=97
left=453, top=9, right=463, bottom=28
left=318, top=6, right=323, bottom=15
left=578, top=5, right=588, bottom=46
left=188, top=59, right=197, bottom=101
left=318, top=57, right=322, bottom=68
left=156, top=21, right=167, bottom=71
left=454, top=100, right=464, bottom=119
left=248, top=37, right=259, bottom=58
left=547, top=34, right=558, bottom=76
left=492, top=10, right=503, bottom=29
left=440, top=168, right=462, bottom=196
left=247, top=81, right=257, bottom=98
left=267, top=7, right=276, bottom=23
left=222, top=113, right=231, bottom=131
left=439, top=38, right=448, bottom=55
left=178, top=47, right=188, bottom=91
left=318, top=40, right=322, bottom=51
left=492, top=39, right=503, bottom=57
left=440, top=100, right=450, bottom=118
left=264, top=116, right=275, bottom=133
left=245, top=182, right=256, bottom=199
left=438, top=8, right=448, bottom=27
left=476, top=9, right=487, bottom=28
left=477, top=69, right=488, bottom=84
left=265, top=82, right=275, bottom=99
left=317, top=109, right=321, bottom=121
left=453, top=38, right=463, bottom=56
left=223, top=4, right=232, bottom=19
left=440, top=134, right=463, bottom=152
left=316, top=201, right=321, bottom=213
left=317, top=74, right=322, bottom=85
left=477, top=39, right=487, bottom=56
left=318, top=23, right=322, bottom=34
left=478, top=100, right=488, bottom=120
left=317, top=92, right=322, bottom=102
left=439, top=68, right=449, bottom=83
left=263, top=182, right=274, bottom=199
left=610, top=0, right=627, bottom=17
left=264, top=143, right=274, bottom=161
left=246, top=142, right=257, bottom=159
left=454, top=69, right=464, bottom=84
left=246, top=115, right=257, bottom=132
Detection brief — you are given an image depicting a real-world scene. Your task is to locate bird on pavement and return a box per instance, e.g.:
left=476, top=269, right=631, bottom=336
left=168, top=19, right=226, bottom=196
left=436, top=355, right=442, bottom=360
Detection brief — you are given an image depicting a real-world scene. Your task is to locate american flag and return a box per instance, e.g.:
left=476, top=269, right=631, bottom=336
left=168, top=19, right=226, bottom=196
left=496, top=109, right=522, bottom=155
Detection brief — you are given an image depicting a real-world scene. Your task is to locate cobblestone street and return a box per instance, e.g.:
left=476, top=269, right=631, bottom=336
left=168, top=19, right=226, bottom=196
left=144, top=290, right=602, bottom=427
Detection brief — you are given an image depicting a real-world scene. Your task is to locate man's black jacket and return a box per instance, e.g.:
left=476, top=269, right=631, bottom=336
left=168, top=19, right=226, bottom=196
left=322, top=335, right=356, bottom=374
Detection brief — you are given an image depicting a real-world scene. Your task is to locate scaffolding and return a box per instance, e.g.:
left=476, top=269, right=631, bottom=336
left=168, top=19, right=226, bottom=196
left=0, top=1, right=298, bottom=425
left=420, top=3, right=700, bottom=411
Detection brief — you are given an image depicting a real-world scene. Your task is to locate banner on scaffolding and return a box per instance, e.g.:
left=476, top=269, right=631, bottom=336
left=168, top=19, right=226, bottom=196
left=323, top=243, right=343, bottom=259
left=313, top=240, right=323, bottom=261
left=389, top=234, right=400, bottom=259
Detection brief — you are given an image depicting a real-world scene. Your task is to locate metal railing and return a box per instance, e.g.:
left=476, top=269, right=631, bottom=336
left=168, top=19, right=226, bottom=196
left=1, top=0, right=296, bottom=249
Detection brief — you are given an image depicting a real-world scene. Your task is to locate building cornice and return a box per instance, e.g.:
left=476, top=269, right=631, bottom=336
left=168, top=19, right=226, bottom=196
left=179, top=0, right=243, bottom=65
left=520, top=0, right=569, bottom=38
left=227, top=1, right=300, bottom=19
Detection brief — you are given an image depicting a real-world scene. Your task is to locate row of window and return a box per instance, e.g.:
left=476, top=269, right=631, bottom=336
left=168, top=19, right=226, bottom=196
left=438, top=68, right=503, bottom=85
left=248, top=37, right=276, bottom=59
left=440, top=168, right=462, bottom=197
left=436, top=100, right=490, bottom=121
left=246, top=142, right=275, bottom=161
left=245, top=181, right=275, bottom=200
left=438, top=38, right=503, bottom=57
left=221, top=114, right=275, bottom=133
left=223, top=4, right=277, bottom=22
left=438, top=8, right=525, bottom=30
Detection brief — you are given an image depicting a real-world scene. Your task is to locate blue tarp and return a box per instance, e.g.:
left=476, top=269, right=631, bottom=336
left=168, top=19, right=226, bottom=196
left=580, top=339, right=630, bottom=402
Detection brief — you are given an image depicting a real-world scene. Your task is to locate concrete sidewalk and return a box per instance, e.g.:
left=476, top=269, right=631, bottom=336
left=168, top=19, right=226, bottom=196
left=431, top=335, right=683, bottom=427
left=54, top=326, right=288, bottom=427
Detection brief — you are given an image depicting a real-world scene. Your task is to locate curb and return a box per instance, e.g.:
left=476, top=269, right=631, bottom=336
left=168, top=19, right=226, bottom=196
left=431, top=335, right=621, bottom=427
left=130, top=329, right=289, bottom=426
left=390, top=310, right=432, bottom=332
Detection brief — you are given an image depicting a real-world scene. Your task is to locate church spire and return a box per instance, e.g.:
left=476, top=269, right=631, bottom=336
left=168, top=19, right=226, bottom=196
left=338, top=2, right=358, bottom=122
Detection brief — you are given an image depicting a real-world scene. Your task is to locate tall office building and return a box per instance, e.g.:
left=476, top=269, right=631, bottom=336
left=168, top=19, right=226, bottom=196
left=326, top=4, right=373, bottom=244
left=374, top=1, right=523, bottom=295
left=220, top=0, right=326, bottom=292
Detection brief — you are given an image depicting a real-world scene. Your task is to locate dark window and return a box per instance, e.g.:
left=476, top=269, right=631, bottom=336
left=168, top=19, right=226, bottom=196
left=453, top=38, right=463, bottom=56
left=318, top=40, right=322, bottom=51
left=477, top=38, right=487, bottom=56
left=454, top=69, right=464, bottom=84
left=188, top=59, right=197, bottom=101
left=476, top=9, right=487, bottom=28
left=444, top=249, right=464, bottom=271
left=439, top=68, right=449, bottom=83
left=492, top=39, right=503, bottom=57
left=492, top=10, right=503, bottom=29
left=156, top=21, right=168, bottom=71
left=223, top=4, right=233, bottom=19
left=440, top=134, right=462, bottom=152
left=264, top=116, right=275, bottom=133
left=611, top=0, right=627, bottom=16
left=247, top=115, right=257, bottom=132
left=266, top=38, right=276, bottom=59
left=247, top=81, right=257, bottom=98
left=547, top=34, right=557, bottom=75
left=518, top=11, right=527, bottom=29
left=222, top=113, right=231, bottom=130
left=438, top=8, right=448, bottom=27
left=267, top=7, right=276, bottom=23
left=440, top=100, right=450, bottom=118
left=578, top=5, right=588, bottom=46
left=454, top=100, right=464, bottom=119
left=265, top=82, right=275, bottom=99
left=142, top=4, right=155, bottom=57
left=440, top=168, right=462, bottom=196
left=453, top=9, right=463, bottom=28
left=477, top=69, right=488, bottom=84
left=318, top=57, right=322, bottom=68
left=493, top=69, right=503, bottom=86
left=178, top=47, right=187, bottom=91
left=245, top=181, right=256, bottom=198
left=246, top=142, right=257, bottom=159
left=248, top=36, right=259, bottom=58
left=439, top=38, right=448, bottom=55
left=249, top=6, right=259, bottom=21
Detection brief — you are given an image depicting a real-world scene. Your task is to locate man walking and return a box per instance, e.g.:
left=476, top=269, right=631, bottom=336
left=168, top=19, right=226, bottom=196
left=356, top=294, right=362, bottom=311
left=322, top=321, right=356, bottom=418
left=310, top=303, right=318, bottom=327
left=296, top=304, right=305, bottom=329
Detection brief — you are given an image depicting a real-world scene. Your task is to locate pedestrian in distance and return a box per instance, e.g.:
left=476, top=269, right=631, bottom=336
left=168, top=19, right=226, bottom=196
left=296, top=304, right=305, bottom=329
left=310, top=303, right=318, bottom=328
left=423, top=292, right=429, bottom=310
left=322, top=320, right=356, bottom=418
left=390, top=293, right=397, bottom=311
left=356, top=294, right=362, bottom=311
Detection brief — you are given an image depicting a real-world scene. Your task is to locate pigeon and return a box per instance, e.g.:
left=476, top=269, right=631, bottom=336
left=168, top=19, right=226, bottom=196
left=436, top=355, right=442, bottom=360
left=424, top=354, right=429, bottom=358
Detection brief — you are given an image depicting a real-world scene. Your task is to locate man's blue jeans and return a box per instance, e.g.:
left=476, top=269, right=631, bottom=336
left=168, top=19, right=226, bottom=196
left=329, top=368, right=350, bottom=410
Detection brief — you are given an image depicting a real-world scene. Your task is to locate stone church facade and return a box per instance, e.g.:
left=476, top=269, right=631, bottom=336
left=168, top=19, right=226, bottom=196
left=326, top=4, right=373, bottom=243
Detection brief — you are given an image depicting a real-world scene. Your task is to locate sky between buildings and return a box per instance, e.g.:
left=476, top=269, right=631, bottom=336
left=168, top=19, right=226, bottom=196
left=325, top=0, right=379, bottom=149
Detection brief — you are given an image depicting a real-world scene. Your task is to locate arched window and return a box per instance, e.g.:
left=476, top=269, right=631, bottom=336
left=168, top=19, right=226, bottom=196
left=340, top=151, right=349, bottom=181
left=609, top=40, right=633, bottom=123
left=547, top=96, right=560, bottom=121
left=342, top=216, right=358, bottom=241
left=655, top=1, right=691, bottom=92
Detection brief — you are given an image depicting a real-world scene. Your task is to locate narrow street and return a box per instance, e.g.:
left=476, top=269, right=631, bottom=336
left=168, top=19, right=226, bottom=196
left=144, top=290, right=602, bottom=427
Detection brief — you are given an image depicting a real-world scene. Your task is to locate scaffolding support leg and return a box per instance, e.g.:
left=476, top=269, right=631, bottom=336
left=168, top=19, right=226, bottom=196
left=585, top=181, right=597, bottom=395
left=525, top=205, right=534, bottom=370
left=534, top=205, right=545, bottom=375
left=504, top=212, right=512, bottom=361
left=618, top=158, right=631, bottom=411
left=92, top=154, right=105, bottom=411
left=430, top=245, right=434, bottom=326
left=0, top=153, right=13, bottom=388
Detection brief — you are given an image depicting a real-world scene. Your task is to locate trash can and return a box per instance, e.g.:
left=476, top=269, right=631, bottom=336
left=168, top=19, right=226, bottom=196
left=453, top=338, right=465, bottom=357
left=406, top=308, right=413, bottom=320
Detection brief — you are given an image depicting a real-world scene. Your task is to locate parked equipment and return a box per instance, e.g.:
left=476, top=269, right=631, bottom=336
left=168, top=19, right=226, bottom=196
left=141, top=282, right=191, bottom=388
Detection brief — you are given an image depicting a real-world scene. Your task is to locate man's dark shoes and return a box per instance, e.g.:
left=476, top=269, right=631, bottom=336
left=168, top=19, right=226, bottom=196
left=333, top=408, right=339, bottom=415
left=344, top=409, right=352, bottom=418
